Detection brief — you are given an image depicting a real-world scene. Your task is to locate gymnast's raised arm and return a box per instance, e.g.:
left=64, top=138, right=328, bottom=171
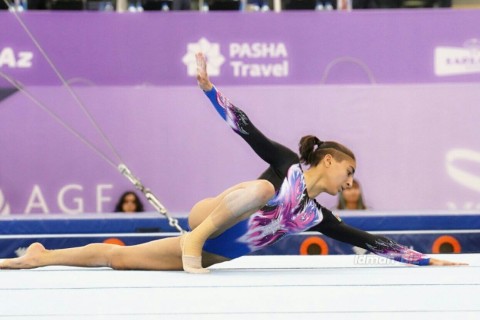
left=196, top=53, right=297, bottom=169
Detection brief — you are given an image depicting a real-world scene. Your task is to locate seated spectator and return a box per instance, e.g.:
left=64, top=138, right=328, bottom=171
left=114, top=191, right=144, bottom=213
left=336, top=179, right=367, bottom=210
left=353, top=0, right=378, bottom=9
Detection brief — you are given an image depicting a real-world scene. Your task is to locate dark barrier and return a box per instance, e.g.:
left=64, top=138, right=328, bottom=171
left=1, top=212, right=479, bottom=258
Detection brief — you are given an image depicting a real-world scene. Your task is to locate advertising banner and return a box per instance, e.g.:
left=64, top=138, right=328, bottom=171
left=1, top=10, right=480, bottom=86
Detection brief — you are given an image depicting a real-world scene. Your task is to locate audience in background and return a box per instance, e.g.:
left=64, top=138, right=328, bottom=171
left=114, top=191, right=144, bottom=213
left=0, top=0, right=455, bottom=10
left=172, top=0, right=191, bottom=10
left=336, top=179, right=367, bottom=210
left=352, top=0, right=378, bottom=9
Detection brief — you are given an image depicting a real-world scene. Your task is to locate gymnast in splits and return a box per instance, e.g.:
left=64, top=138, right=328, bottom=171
left=0, top=53, right=464, bottom=273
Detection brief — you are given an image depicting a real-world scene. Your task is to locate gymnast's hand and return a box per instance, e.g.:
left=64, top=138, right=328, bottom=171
left=196, top=52, right=213, bottom=91
left=428, top=258, right=468, bottom=266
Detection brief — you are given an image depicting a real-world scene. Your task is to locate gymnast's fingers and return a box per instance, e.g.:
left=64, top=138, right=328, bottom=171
left=428, top=258, right=469, bottom=266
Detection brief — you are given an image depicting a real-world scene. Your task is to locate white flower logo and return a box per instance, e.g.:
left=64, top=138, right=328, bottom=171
left=182, top=38, right=225, bottom=77
left=0, top=189, right=11, bottom=215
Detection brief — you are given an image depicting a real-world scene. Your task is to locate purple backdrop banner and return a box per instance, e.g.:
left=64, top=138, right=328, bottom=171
left=1, top=10, right=480, bottom=86
left=0, top=84, right=479, bottom=214
left=0, top=10, right=479, bottom=215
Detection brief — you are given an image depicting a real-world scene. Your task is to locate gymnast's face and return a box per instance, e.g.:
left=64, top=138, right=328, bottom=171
left=324, top=155, right=356, bottom=196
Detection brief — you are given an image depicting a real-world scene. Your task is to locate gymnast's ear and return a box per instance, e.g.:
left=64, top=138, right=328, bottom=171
left=323, top=154, right=334, bottom=167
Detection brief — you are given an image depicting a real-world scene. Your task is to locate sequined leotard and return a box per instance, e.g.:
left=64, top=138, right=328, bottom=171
left=201, top=86, right=430, bottom=266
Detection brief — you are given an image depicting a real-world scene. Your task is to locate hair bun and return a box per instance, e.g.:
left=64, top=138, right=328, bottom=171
left=313, top=138, right=323, bottom=150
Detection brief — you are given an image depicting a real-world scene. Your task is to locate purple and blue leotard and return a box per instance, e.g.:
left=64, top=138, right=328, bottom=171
left=200, top=86, right=430, bottom=266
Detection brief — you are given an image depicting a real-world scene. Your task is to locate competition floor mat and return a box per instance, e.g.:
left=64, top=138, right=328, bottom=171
left=1, top=254, right=479, bottom=319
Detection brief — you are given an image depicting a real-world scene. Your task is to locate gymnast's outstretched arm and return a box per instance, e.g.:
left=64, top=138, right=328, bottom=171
left=310, top=207, right=467, bottom=266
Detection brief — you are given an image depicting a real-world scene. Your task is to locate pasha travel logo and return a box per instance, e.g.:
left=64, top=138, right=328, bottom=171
left=182, top=38, right=225, bottom=77
left=0, top=189, right=11, bottom=215
left=183, top=37, right=289, bottom=78
left=435, top=39, right=480, bottom=76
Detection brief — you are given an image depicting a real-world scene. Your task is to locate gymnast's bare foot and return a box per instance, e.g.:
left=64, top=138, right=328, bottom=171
left=196, top=52, right=213, bottom=92
left=0, top=242, right=46, bottom=269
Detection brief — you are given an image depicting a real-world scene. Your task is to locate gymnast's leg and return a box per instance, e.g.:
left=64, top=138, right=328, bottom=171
left=0, top=237, right=186, bottom=271
left=182, top=179, right=275, bottom=274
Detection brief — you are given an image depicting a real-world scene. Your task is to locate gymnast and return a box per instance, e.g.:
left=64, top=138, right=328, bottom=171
left=0, top=53, right=465, bottom=273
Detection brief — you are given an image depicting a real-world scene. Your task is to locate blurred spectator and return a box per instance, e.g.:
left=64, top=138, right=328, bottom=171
left=376, top=0, right=401, bottom=7
left=336, top=179, right=368, bottom=210
left=28, top=0, right=48, bottom=9
left=114, top=191, right=144, bottom=213
left=142, top=0, right=191, bottom=10
left=353, top=0, right=378, bottom=8
left=377, top=0, right=451, bottom=8
left=172, top=0, right=191, bottom=10
left=403, top=0, right=452, bottom=7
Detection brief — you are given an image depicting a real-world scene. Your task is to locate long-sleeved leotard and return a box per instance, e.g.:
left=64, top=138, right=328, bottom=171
left=201, top=86, right=430, bottom=266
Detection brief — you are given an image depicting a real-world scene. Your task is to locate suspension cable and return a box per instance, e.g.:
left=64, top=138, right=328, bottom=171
left=118, top=165, right=185, bottom=233
left=3, top=2, right=185, bottom=232
left=0, top=71, right=118, bottom=170
left=3, top=0, right=124, bottom=165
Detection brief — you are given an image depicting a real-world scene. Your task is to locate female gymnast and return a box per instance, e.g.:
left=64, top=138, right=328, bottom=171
left=0, top=53, right=465, bottom=273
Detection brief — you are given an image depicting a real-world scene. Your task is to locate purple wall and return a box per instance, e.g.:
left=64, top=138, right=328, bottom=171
left=1, top=10, right=479, bottom=215
left=1, top=10, right=480, bottom=86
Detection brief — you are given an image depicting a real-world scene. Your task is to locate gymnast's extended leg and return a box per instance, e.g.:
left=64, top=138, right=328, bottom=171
left=0, top=180, right=273, bottom=272
left=0, top=237, right=186, bottom=271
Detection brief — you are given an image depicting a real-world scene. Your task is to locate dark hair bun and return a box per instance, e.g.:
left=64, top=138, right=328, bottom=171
left=299, top=135, right=356, bottom=167
left=299, top=135, right=322, bottom=165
